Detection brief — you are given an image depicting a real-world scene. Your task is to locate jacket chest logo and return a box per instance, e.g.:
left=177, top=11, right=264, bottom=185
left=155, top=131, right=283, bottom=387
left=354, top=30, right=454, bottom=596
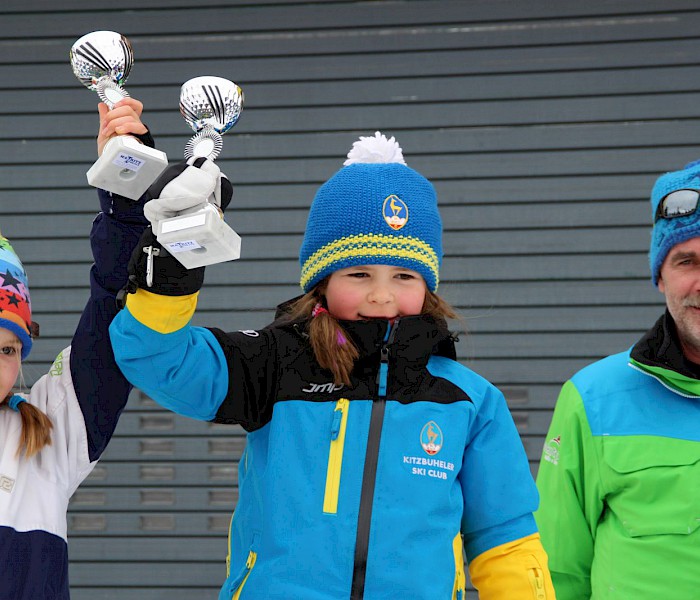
left=420, top=421, right=443, bottom=455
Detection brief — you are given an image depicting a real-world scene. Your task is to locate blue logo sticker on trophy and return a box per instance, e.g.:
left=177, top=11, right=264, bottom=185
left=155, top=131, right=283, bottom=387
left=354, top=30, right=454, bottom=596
left=155, top=76, right=244, bottom=268
left=70, top=31, right=168, bottom=200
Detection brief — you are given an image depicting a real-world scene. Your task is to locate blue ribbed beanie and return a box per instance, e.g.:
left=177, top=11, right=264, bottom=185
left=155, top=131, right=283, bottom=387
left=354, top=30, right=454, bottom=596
left=299, top=132, right=442, bottom=292
left=650, top=159, right=700, bottom=286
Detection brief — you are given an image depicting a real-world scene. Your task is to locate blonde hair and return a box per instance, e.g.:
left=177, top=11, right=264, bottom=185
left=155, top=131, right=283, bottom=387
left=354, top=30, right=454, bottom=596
left=2, top=356, right=53, bottom=459
left=14, top=399, right=53, bottom=458
left=285, top=280, right=459, bottom=386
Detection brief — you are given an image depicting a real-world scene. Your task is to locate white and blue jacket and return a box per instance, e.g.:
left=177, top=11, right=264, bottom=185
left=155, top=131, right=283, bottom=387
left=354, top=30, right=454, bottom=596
left=0, top=190, right=147, bottom=599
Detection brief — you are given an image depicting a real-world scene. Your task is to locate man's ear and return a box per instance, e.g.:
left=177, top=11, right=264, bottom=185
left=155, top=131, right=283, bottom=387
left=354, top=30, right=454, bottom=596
left=658, top=274, right=665, bottom=294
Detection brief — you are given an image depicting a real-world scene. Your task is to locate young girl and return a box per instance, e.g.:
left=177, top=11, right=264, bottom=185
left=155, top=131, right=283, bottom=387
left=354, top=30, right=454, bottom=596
left=0, top=98, right=151, bottom=599
left=110, top=132, right=555, bottom=599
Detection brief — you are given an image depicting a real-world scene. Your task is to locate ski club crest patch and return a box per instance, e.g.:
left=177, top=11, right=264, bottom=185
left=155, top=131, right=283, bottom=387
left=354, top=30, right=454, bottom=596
left=420, top=421, right=443, bottom=455
left=382, top=194, right=408, bottom=230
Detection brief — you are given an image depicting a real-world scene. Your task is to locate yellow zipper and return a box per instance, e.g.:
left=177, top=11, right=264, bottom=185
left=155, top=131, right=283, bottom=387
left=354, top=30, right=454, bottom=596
left=225, top=511, right=235, bottom=577
left=528, top=567, right=546, bottom=599
left=232, top=550, right=257, bottom=600
left=323, top=398, right=350, bottom=514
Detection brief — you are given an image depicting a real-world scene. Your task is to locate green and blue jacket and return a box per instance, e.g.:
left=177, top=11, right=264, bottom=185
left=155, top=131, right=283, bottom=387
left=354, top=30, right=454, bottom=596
left=536, top=311, right=700, bottom=599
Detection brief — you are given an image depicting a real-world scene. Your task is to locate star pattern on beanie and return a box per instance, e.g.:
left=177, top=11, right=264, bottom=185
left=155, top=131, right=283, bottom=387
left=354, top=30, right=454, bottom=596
left=1, top=269, right=24, bottom=294
left=0, top=233, right=33, bottom=360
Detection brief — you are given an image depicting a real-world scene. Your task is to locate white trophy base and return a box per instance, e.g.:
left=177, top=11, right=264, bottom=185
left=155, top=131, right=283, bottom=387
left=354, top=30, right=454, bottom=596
left=87, top=136, right=168, bottom=200
left=155, top=203, right=241, bottom=268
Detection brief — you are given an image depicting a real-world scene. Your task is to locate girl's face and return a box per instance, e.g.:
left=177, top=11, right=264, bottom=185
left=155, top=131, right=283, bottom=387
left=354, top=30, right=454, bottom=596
left=0, top=328, right=21, bottom=402
left=325, top=265, right=427, bottom=322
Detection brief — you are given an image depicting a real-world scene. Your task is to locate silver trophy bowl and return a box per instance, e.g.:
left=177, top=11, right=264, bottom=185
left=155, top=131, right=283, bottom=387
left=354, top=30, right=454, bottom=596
left=179, top=76, right=244, bottom=161
left=70, top=31, right=134, bottom=107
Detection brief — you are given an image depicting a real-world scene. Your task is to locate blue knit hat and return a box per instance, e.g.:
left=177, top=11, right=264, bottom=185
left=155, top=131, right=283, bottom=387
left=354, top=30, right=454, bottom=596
left=299, top=132, right=442, bottom=292
left=650, top=159, right=700, bottom=286
left=0, top=234, right=32, bottom=359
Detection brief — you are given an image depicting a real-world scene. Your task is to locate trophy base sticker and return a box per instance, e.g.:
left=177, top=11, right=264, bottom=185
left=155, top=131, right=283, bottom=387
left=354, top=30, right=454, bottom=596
left=166, top=240, right=203, bottom=253
left=113, top=153, right=145, bottom=172
left=156, top=204, right=241, bottom=268
left=87, top=136, right=168, bottom=200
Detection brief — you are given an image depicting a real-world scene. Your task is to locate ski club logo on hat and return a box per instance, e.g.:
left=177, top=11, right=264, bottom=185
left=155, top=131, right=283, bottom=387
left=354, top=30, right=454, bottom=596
left=420, top=421, right=443, bottom=456
left=382, top=194, right=408, bottom=230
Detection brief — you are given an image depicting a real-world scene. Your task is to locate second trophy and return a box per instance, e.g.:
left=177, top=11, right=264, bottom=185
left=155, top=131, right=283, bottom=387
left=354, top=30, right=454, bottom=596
left=154, top=76, right=244, bottom=268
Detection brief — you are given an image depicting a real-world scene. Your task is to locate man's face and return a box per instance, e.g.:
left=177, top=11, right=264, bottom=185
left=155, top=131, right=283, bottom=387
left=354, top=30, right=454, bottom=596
left=658, top=237, right=700, bottom=364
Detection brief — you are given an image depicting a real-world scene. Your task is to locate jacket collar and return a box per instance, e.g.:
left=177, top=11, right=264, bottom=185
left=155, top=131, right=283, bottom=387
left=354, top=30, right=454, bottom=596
left=272, top=298, right=457, bottom=370
left=342, top=314, right=456, bottom=365
left=630, top=310, right=700, bottom=394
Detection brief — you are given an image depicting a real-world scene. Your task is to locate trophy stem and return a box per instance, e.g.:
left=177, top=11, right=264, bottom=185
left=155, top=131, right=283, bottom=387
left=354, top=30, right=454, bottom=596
left=96, top=76, right=130, bottom=108
left=184, top=125, right=223, bottom=161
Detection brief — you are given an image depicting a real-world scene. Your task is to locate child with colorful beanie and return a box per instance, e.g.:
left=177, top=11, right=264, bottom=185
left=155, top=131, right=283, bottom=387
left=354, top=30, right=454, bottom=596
left=110, top=132, right=555, bottom=599
left=0, top=97, right=152, bottom=599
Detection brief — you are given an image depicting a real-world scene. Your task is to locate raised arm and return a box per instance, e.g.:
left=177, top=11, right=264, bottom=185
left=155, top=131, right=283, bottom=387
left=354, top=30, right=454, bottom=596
left=109, top=158, right=233, bottom=422
left=69, top=98, right=153, bottom=462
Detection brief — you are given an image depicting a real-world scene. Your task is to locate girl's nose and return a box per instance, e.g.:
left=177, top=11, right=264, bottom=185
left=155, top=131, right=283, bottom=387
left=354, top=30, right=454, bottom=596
left=368, top=285, right=393, bottom=303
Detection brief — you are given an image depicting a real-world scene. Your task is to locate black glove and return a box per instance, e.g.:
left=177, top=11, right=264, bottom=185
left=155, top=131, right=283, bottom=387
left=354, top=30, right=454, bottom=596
left=117, top=157, right=231, bottom=306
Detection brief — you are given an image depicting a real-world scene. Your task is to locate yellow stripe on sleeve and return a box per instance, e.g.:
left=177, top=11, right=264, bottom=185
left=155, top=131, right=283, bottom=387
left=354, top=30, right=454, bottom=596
left=126, top=288, right=199, bottom=334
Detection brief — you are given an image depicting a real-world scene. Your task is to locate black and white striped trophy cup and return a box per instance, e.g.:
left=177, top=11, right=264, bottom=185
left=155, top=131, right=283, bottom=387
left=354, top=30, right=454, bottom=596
left=70, top=31, right=168, bottom=200
left=155, top=76, right=244, bottom=268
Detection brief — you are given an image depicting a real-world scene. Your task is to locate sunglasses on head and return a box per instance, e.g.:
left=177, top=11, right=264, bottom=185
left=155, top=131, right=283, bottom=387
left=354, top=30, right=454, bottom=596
left=655, top=189, right=700, bottom=221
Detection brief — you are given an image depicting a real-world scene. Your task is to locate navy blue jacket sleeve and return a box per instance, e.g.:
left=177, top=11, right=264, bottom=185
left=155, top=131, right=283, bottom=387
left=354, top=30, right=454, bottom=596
left=69, top=189, right=149, bottom=462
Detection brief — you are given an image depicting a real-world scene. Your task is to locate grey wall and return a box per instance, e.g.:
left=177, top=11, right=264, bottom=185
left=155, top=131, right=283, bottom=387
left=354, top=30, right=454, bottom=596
left=2, top=0, right=694, bottom=597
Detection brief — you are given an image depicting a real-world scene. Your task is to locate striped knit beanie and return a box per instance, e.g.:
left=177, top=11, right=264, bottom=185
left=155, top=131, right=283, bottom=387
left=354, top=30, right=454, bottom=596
left=0, top=234, right=32, bottom=359
left=299, top=132, right=442, bottom=292
left=650, top=159, right=700, bottom=286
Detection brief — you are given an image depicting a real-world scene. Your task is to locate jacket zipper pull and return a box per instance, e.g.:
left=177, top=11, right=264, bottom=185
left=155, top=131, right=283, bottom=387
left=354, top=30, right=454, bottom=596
left=330, top=405, right=343, bottom=440
left=376, top=320, right=398, bottom=397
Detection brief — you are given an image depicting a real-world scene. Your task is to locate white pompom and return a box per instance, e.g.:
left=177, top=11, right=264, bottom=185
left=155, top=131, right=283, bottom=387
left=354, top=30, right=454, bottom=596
left=343, top=131, right=407, bottom=166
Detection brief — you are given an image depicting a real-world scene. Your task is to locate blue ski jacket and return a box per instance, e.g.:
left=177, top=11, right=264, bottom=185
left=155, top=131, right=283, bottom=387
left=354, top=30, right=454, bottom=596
left=111, top=291, right=553, bottom=599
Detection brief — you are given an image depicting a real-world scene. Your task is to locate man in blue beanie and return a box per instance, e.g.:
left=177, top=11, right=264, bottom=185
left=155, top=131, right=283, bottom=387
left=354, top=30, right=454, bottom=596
left=534, top=159, right=700, bottom=598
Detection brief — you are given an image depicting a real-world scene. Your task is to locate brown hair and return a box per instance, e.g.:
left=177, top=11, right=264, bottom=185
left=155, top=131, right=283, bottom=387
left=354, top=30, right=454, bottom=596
left=285, top=281, right=459, bottom=386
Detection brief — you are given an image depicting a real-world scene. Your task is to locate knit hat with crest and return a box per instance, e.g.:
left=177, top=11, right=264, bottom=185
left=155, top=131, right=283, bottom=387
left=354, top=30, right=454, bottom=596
left=0, top=234, right=33, bottom=359
left=299, top=132, right=443, bottom=293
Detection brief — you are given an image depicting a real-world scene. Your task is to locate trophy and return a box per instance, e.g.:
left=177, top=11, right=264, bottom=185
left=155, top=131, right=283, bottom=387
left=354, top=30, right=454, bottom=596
left=154, top=76, right=244, bottom=268
left=70, top=31, right=168, bottom=200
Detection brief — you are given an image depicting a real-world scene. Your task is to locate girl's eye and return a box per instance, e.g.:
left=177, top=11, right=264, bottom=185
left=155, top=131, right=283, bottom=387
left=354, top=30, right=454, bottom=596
left=1, top=346, right=17, bottom=356
left=396, top=273, right=415, bottom=280
left=348, top=272, right=368, bottom=278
